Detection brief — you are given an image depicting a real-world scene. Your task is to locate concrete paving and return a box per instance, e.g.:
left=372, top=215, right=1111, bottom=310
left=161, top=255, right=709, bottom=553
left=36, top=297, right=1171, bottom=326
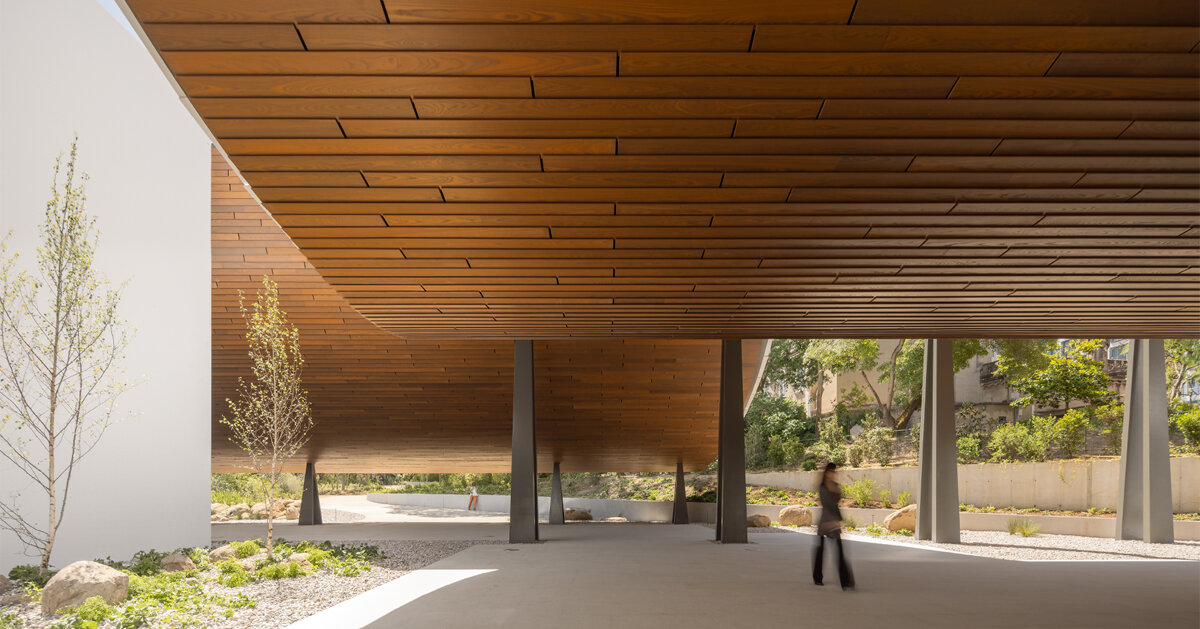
left=288, top=523, right=1199, bottom=629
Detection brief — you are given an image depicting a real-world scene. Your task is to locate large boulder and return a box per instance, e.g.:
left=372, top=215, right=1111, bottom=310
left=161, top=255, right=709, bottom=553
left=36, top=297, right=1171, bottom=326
left=288, top=552, right=311, bottom=567
left=885, top=504, right=918, bottom=532
left=159, top=553, right=195, bottom=573
left=747, top=514, right=772, bottom=528
left=209, top=544, right=238, bottom=562
left=563, top=508, right=593, bottom=521
left=41, top=561, right=128, bottom=614
left=221, top=503, right=249, bottom=520
left=778, top=506, right=813, bottom=527
left=250, top=502, right=268, bottom=519
left=284, top=504, right=300, bottom=519
left=211, top=503, right=229, bottom=515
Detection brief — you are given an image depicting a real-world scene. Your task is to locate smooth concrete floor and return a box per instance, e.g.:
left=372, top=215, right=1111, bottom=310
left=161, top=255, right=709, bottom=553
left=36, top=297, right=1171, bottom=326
left=347, top=523, right=1200, bottom=629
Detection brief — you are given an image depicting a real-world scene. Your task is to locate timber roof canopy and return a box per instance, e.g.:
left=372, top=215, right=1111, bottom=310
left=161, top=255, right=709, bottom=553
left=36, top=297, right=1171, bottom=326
left=128, top=0, right=1199, bottom=339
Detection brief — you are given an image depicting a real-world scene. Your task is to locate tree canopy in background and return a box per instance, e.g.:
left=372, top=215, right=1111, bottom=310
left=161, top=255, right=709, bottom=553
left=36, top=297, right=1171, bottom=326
left=1166, top=339, right=1200, bottom=402
left=1002, top=339, right=1115, bottom=411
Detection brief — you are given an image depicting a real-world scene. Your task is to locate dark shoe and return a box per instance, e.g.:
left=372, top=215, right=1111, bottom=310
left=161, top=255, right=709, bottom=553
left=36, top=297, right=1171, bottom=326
left=813, top=581, right=823, bottom=586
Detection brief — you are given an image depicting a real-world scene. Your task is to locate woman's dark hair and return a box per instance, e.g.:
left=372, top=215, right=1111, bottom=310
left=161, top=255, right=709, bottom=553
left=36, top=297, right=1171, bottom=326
left=824, top=462, right=837, bottom=473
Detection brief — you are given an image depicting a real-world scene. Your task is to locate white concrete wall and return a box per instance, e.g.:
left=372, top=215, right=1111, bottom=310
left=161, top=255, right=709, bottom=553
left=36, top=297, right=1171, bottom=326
left=748, top=457, right=1200, bottom=513
left=0, top=0, right=210, bottom=572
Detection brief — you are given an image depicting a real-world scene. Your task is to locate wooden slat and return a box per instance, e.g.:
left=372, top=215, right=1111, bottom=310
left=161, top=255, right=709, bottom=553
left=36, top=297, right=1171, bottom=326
left=300, top=24, right=755, bottom=51
left=849, top=0, right=1198, bottom=26
left=534, top=76, right=958, bottom=98
left=222, top=138, right=617, bottom=155
left=177, top=76, right=533, bottom=98
left=620, top=52, right=1059, bottom=76
left=341, top=119, right=735, bottom=138
left=752, top=26, right=1200, bottom=52
left=194, top=98, right=417, bottom=119
left=164, top=51, right=618, bottom=76
left=142, top=24, right=305, bottom=50
left=126, top=0, right=388, bottom=23
left=206, top=119, right=345, bottom=138
left=414, top=98, right=822, bottom=119
left=381, top=0, right=856, bottom=24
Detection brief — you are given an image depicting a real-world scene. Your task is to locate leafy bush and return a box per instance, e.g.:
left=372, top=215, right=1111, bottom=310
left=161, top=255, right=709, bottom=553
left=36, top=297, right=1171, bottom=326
left=122, top=570, right=254, bottom=626
left=216, top=560, right=251, bottom=587
left=864, top=522, right=886, bottom=536
left=1094, top=403, right=1124, bottom=454
left=233, top=540, right=262, bottom=558
left=73, top=596, right=115, bottom=623
left=878, top=489, right=893, bottom=508
left=766, top=434, right=805, bottom=467
left=957, top=435, right=982, bottom=464
left=99, top=549, right=168, bottom=577
left=1173, top=407, right=1200, bottom=453
left=846, top=441, right=866, bottom=467
left=842, top=515, right=858, bottom=531
left=1007, top=518, right=1040, bottom=537
left=988, top=419, right=1052, bottom=462
left=255, top=562, right=310, bottom=580
left=897, top=491, right=912, bottom=507
left=1053, top=409, right=1091, bottom=458
left=7, top=565, right=54, bottom=587
left=844, top=478, right=876, bottom=508
left=0, top=610, right=22, bottom=629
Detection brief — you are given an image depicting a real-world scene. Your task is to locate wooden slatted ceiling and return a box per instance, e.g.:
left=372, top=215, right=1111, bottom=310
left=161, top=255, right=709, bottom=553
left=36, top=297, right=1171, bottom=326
left=131, top=0, right=1200, bottom=339
left=212, top=151, right=765, bottom=472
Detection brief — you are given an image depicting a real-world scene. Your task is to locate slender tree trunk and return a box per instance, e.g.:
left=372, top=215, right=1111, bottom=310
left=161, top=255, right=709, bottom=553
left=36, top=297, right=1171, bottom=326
left=266, top=473, right=275, bottom=553
left=859, top=369, right=894, bottom=427
left=894, top=395, right=922, bottom=430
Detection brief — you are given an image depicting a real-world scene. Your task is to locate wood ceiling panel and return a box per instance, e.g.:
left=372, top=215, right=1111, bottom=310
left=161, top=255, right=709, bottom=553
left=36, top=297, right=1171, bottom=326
left=129, top=0, right=1200, bottom=339
left=210, top=151, right=766, bottom=472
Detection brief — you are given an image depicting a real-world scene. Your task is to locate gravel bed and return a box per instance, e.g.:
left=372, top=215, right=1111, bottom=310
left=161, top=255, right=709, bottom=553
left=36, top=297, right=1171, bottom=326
left=1, top=539, right=494, bottom=629
left=778, top=526, right=1200, bottom=561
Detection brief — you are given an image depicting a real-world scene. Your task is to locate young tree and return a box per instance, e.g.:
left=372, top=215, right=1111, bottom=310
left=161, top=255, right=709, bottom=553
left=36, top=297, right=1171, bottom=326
left=1165, top=339, right=1200, bottom=402
left=1003, top=339, right=1114, bottom=413
left=803, top=338, right=878, bottom=420
left=0, top=140, right=133, bottom=573
left=221, top=276, right=313, bottom=552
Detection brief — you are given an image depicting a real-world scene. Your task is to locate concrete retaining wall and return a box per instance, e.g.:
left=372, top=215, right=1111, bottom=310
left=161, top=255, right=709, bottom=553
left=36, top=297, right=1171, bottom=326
left=367, top=493, right=1200, bottom=541
left=747, top=457, right=1200, bottom=513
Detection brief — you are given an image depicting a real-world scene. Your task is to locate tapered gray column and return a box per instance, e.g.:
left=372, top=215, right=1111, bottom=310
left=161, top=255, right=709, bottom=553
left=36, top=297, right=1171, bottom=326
left=1117, top=339, right=1173, bottom=543
left=510, top=340, right=539, bottom=543
left=672, top=461, right=689, bottom=524
left=916, top=339, right=958, bottom=543
left=550, top=461, right=565, bottom=525
left=299, top=462, right=322, bottom=526
left=717, top=339, right=747, bottom=543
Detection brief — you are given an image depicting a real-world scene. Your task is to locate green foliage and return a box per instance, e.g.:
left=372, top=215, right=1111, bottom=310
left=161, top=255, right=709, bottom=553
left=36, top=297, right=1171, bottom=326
left=766, top=434, right=806, bottom=467
left=810, top=415, right=847, bottom=466
left=894, top=528, right=914, bottom=536
left=74, top=597, right=114, bottom=623
left=864, top=522, right=887, bottom=536
left=990, top=339, right=1056, bottom=383
left=842, top=515, right=858, bottom=531
left=1053, top=409, right=1091, bottom=458
left=8, top=564, right=54, bottom=587
left=850, top=413, right=894, bottom=466
left=121, top=570, right=254, bottom=627
left=957, top=435, right=983, bottom=464
left=744, top=394, right=812, bottom=469
left=255, top=562, right=310, bottom=580
left=387, top=474, right=511, bottom=496
left=1166, top=339, right=1200, bottom=402
left=1172, top=407, right=1200, bottom=453
left=233, top=540, right=262, bottom=558
left=844, top=479, right=876, bottom=507
left=878, top=490, right=893, bottom=508
left=0, top=610, right=22, bottom=629
left=758, top=339, right=822, bottom=393
left=1007, top=518, right=1040, bottom=537
left=897, top=491, right=912, bottom=507
left=846, top=440, right=865, bottom=467
left=98, top=549, right=168, bottom=577
left=1007, top=339, right=1115, bottom=410
left=988, top=420, right=1052, bottom=463
left=1094, top=403, right=1124, bottom=454
left=216, top=560, right=251, bottom=587
left=212, top=473, right=302, bottom=505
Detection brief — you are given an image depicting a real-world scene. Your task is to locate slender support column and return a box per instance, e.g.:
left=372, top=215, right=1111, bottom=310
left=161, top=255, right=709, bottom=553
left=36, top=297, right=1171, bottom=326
left=299, top=462, right=322, bottom=526
left=717, top=339, right=747, bottom=543
left=916, top=339, right=958, bottom=543
left=510, top=340, right=539, bottom=543
left=550, top=461, right=565, bottom=525
left=1117, top=339, right=1173, bottom=543
left=672, top=461, right=689, bottom=524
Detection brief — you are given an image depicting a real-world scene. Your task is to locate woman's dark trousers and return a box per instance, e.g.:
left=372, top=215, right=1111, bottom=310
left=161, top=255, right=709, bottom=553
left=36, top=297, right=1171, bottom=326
left=812, top=529, right=854, bottom=587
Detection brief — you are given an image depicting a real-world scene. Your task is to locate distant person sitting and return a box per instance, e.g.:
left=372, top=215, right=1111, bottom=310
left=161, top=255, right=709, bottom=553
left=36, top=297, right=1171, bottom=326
left=813, top=463, right=855, bottom=590
left=467, top=482, right=479, bottom=511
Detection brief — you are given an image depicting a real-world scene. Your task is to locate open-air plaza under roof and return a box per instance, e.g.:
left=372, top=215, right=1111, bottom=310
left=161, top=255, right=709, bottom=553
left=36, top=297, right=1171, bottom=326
left=5, top=0, right=1186, bottom=625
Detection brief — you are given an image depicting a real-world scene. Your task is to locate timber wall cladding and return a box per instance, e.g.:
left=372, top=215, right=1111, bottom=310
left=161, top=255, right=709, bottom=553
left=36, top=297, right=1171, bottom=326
left=134, top=0, right=1200, bottom=339
left=212, top=151, right=765, bottom=472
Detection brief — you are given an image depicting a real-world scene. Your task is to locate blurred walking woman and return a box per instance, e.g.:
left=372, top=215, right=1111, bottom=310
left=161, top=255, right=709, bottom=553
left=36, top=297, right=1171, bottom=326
left=813, top=463, right=854, bottom=590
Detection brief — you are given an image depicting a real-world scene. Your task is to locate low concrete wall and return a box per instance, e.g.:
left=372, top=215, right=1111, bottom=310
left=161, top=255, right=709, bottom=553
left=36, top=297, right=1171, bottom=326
left=747, top=456, right=1200, bottom=513
left=367, top=494, right=1200, bottom=541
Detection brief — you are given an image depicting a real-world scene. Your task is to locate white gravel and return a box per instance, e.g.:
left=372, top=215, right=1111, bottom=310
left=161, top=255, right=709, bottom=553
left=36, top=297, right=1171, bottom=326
left=775, top=525, right=1200, bottom=561
left=1, top=539, right=494, bottom=629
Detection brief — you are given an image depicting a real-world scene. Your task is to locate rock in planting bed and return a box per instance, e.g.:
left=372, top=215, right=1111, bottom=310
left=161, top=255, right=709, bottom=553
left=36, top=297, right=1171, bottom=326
left=1, top=539, right=494, bottom=629
left=776, top=526, right=1200, bottom=562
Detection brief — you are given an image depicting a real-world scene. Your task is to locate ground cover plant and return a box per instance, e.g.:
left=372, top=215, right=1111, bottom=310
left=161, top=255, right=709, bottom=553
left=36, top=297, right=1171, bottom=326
left=2, top=540, right=384, bottom=628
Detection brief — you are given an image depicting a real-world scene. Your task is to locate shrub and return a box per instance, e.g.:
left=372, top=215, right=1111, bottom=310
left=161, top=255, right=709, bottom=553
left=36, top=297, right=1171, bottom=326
left=1173, top=407, right=1200, bottom=453
left=844, top=478, right=876, bottom=508
left=989, top=420, right=1051, bottom=463
left=895, top=528, right=914, bottom=536
left=878, top=490, right=893, bottom=508
left=897, top=491, right=912, bottom=507
left=842, top=515, right=858, bottom=531
left=864, top=522, right=886, bottom=536
left=848, top=413, right=894, bottom=467
left=957, top=435, right=982, bottom=464
left=7, top=565, right=54, bottom=588
left=1053, top=409, right=1090, bottom=458
left=73, top=596, right=114, bottom=623
left=216, top=560, right=251, bottom=587
left=1007, top=518, right=1040, bottom=537
left=1094, top=403, right=1124, bottom=454
left=233, top=540, right=262, bottom=558
left=846, top=441, right=865, bottom=467
left=766, top=434, right=805, bottom=467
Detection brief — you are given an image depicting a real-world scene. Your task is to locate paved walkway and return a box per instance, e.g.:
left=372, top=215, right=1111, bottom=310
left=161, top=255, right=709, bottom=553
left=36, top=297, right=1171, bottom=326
left=279, top=523, right=1197, bottom=629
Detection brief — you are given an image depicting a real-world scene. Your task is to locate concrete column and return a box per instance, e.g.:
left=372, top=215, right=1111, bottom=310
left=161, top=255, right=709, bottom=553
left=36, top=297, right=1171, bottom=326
left=299, top=461, right=322, bottom=526
left=550, top=461, right=565, bottom=525
left=718, top=339, right=747, bottom=543
left=672, top=461, right=689, bottom=524
left=510, top=340, right=539, bottom=543
left=916, top=339, right=959, bottom=543
left=1117, top=339, right=1173, bottom=543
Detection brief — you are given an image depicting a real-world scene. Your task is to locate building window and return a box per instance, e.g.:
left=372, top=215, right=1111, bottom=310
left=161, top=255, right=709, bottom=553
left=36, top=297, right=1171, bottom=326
left=1107, top=339, right=1129, bottom=360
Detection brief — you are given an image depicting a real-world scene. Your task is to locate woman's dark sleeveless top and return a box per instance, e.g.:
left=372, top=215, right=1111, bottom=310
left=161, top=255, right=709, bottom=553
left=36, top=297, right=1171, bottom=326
left=818, top=482, right=842, bottom=525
